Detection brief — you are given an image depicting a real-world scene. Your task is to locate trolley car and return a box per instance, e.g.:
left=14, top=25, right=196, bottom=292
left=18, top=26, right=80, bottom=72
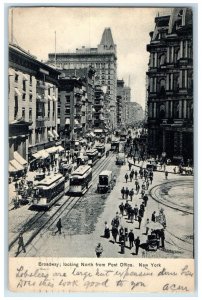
left=97, top=170, right=114, bottom=193
left=96, top=144, right=105, bottom=158
left=30, top=173, right=65, bottom=210
left=68, top=165, right=92, bottom=195
left=86, top=149, right=99, bottom=166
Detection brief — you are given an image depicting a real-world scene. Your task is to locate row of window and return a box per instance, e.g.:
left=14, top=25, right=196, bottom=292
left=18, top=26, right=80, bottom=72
left=150, top=41, right=192, bottom=67
left=149, top=100, right=193, bottom=119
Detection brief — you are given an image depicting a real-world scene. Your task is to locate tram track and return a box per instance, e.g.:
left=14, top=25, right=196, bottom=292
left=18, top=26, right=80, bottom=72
left=9, top=151, right=115, bottom=256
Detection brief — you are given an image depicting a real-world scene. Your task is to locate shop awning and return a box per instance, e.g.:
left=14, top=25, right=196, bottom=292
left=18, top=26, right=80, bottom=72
left=56, top=145, right=64, bottom=152
left=37, top=150, right=49, bottom=159
left=46, top=146, right=57, bottom=154
left=57, top=118, right=60, bottom=124
left=53, top=130, right=59, bottom=138
left=15, top=88, right=21, bottom=96
left=65, top=118, right=70, bottom=125
left=14, top=151, right=27, bottom=166
left=48, top=131, right=54, bottom=138
left=32, top=152, right=42, bottom=159
left=9, top=163, right=16, bottom=173
left=10, top=159, right=24, bottom=171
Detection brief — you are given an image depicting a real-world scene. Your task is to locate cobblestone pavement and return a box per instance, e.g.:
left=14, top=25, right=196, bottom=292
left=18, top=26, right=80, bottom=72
left=18, top=155, right=194, bottom=258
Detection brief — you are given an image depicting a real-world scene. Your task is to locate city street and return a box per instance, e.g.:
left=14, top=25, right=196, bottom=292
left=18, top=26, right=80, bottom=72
left=10, top=150, right=193, bottom=258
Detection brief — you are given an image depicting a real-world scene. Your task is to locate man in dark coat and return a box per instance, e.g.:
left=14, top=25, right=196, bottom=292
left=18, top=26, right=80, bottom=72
left=138, top=215, right=142, bottom=229
left=143, top=194, right=148, bottom=207
left=121, top=187, right=125, bottom=199
left=135, top=236, right=140, bottom=255
left=125, top=173, right=129, bottom=183
left=17, top=233, right=26, bottom=254
left=128, top=229, right=135, bottom=249
left=112, top=226, right=119, bottom=243
left=151, top=211, right=156, bottom=222
left=119, top=202, right=124, bottom=216
left=55, top=218, right=62, bottom=234
left=134, top=205, right=139, bottom=221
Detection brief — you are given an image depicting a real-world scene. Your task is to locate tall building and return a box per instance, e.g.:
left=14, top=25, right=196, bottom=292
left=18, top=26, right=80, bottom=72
left=47, top=28, right=117, bottom=128
left=146, top=8, right=193, bottom=161
left=116, top=79, right=131, bottom=126
left=9, top=44, right=60, bottom=172
left=125, top=102, right=144, bottom=126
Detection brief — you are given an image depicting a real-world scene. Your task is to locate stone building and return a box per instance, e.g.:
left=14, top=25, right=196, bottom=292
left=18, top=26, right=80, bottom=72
left=117, top=79, right=131, bottom=126
left=47, top=28, right=117, bottom=129
left=9, top=43, right=60, bottom=171
left=146, top=8, right=193, bottom=161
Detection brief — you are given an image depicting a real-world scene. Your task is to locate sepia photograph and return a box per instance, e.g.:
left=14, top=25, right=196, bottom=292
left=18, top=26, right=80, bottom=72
left=8, top=5, right=194, bottom=265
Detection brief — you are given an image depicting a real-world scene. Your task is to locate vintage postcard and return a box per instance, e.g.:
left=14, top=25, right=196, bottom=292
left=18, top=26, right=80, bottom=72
left=8, top=5, right=195, bottom=294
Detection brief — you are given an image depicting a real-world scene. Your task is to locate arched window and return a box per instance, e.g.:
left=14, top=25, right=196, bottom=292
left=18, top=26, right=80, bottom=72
left=159, top=104, right=165, bottom=119
left=159, top=54, right=166, bottom=66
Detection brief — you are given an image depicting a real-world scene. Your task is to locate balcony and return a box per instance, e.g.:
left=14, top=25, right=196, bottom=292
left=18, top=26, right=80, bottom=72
left=36, top=81, right=47, bottom=89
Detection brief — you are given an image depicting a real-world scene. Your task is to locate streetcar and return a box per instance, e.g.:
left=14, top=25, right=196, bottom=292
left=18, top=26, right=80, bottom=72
left=97, top=170, right=114, bottom=193
left=95, top=144, right=105, bottom=158
left=30, top=173, right=65, bottom=210
left=86, top=149, right=99, bottom=166
left=110, top=140, right=120, bottom=152
left=68, top=165, right=92, bottom=195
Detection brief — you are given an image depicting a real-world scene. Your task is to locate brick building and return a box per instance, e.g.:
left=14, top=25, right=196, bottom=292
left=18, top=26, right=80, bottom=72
left=9, top=44, right=60, bottom=172
left=47, top=28, right=117, bottom=129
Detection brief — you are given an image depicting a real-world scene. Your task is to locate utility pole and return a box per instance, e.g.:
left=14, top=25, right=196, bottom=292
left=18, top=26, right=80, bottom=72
left=11, top=9, right=14, bottom=44
left=54, top=31, right=57, bottom=69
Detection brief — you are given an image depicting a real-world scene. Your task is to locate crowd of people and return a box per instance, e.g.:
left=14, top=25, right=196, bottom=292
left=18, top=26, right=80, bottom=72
left=97, top=158, right=167, bottom=257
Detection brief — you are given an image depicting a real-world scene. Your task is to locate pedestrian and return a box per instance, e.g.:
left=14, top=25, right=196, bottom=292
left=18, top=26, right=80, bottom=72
left=138, top=215, right=142, bottom=229
left=124, top=200, right=129, bottom=215
left=119, top=226, right=125, bottom=243
left=134, top=205, right=138, bottom=221
left=151, top=211, right=156, bottom=222
left=55, top=218, right=62, bottom=235
left=17, top=233, right=26, bottom=254
left=125, top=187, right=129, bottom=200
left=136, top=183, right=140, bottom=194
left=135, top=236, right=141, bottom=255
left=146, top=180, right=149, bottom=190
left=14, top=181, right=19, bottom=191
left=165, top=171, right=168, bottom=179
left=119, top=202, right=124, bottom=216
left=125, top=173, right=129, bottom=183
left=141, top=189, right=145, bottom=198
left=130, top=207, right=135, bottom=223
left=104, top=221, right=110, bottom=238
left=144, top=218, right=150, bottom=235
left=160, top=230, right=165, bottom=248
left=128, top=229, right=135, bottom=249
left=95, top=243, right=103, bottom=257
left=127, top=204, right=132, bottom=220
left=121, top=187, right=125, bottom=199
left=149, top=174, right=153, bottom=184
left=143, top=194, right=148, bottom=207
left=112, top=226, right=119, bottom=243
left=129, top=188, right=134, bottom=201
left=111, top=215, right=120, bottom=229
left=134, top=170, right=138, bottom=179
left=129, top=172, right=133, bottom=182
left=128, top=162, right=132, bottom=171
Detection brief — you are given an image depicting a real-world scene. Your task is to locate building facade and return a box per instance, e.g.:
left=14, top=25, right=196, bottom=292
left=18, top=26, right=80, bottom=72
left=47, top=28, right=117, bottom=129
left=146, top=8, right=193, bottom=161
left=9, top=44, right=60, bottom=168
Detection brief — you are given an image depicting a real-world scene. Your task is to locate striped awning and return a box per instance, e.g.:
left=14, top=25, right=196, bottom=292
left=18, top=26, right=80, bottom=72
left=10, top=159, right=24, bottom=171
left=14, top=151, right=27, bottom=166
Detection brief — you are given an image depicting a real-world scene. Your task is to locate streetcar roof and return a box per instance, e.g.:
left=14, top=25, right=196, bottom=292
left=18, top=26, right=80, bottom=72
left=99, top=170, right=112, bottom=177
left=96, top=144, right=105, bottom=149
left=36, top=173, right=65, bottom=187
left=71, top=165, right=92, bottom=176
left=86, top=149, right=98, bottom=154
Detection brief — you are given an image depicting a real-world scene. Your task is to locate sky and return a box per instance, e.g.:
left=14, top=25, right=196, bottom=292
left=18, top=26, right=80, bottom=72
left=9, top=6, right=170, bottom=109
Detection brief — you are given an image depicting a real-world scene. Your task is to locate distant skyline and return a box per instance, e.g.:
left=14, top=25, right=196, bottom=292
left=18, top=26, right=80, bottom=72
left=9, top=7, right=172, bottom=108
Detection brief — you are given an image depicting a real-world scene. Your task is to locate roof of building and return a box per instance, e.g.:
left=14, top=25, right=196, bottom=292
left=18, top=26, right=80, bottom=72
left=100, top=28, right=115, bottom=47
